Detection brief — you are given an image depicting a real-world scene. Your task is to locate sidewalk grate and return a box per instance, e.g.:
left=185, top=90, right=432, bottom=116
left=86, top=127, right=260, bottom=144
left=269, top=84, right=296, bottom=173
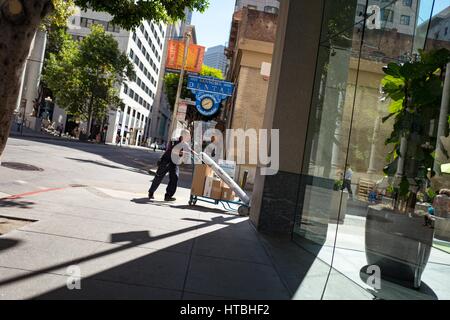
left=1, top=162, right=43, bottom=172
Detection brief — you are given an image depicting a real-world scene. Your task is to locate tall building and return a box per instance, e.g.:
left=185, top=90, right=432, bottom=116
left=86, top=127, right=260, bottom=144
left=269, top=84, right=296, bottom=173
left=64, top=7, right=167, bottom=146
left=145, top=14, right=196, bottom=146
left=225, top=7, right=278, bottom=186
left=356, top=0, right=418, bottom=35
left=427, top=6, right=450, bottom=41
left=234, top=0, right=279, bottom=13
left=203, top=45, right=228, bottom=76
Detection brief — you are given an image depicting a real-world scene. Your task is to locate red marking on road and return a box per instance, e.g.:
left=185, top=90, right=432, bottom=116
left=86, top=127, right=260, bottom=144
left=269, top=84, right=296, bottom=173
left=1, top=187, right=67, bottom=200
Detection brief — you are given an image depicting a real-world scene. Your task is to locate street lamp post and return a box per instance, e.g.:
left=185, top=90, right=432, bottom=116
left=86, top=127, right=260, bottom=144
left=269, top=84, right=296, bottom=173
left=168, top=28, right=192, bottom=142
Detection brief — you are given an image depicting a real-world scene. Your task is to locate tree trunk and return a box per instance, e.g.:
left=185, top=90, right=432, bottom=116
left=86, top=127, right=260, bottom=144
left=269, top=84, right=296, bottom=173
left=0, top=0, right=52, bottom=159
left=86, top=94, right=94, bottom=138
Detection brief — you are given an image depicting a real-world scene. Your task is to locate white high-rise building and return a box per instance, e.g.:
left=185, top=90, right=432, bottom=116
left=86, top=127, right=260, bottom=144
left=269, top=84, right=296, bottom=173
left=355, top=0, right=418, bottom=35
left=66, top=8, right=167, bottom=146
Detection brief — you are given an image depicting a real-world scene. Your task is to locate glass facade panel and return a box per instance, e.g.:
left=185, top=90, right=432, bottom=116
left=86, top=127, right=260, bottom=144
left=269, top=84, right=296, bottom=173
left=293, top=0, right=450, bottom=300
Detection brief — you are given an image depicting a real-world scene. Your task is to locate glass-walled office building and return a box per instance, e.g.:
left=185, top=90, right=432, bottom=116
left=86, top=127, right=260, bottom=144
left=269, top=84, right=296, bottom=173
left=250, top=0, right=450, bottom=300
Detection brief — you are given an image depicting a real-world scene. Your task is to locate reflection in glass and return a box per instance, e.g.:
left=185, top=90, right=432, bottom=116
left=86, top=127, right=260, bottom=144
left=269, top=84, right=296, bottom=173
left=293, top=0, right=450, bottom=300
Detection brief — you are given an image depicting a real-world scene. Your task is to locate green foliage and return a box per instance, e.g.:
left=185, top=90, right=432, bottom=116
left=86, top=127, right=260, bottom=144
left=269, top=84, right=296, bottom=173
left=381, top=48, right=450, bottom=209
left=43, top=25, right=134, bottom=129
left=42, top=0, right=76, bottom=30
left=201, top=65, right=224, bottom=79
left=74, top=0, right=209, bottom=30
left=334, top=179, right=343, bottom=191
left=426, top=188, right=437, bottom=202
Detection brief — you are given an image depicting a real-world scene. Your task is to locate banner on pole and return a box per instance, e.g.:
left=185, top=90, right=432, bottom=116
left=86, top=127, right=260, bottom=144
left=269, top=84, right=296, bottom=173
left=165, top=40, right=205, bottom=74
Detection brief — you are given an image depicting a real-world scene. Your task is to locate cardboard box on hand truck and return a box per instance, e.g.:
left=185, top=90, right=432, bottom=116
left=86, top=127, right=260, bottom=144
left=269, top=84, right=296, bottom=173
left=204, top=176, right=223, bottom=199
left=221, top=186, right=236, bottom=201
left=191, top=164, right=213, bottom=196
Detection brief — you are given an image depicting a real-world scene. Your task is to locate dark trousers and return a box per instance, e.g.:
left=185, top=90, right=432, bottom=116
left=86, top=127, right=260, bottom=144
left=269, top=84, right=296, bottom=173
left=148, top=160, right=179, bottom=198
left=342, top=179, right=353, bottom=195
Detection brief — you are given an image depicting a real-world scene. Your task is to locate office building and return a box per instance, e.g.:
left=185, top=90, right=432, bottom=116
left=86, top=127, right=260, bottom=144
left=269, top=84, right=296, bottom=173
left=204, top=45, right=228, bottom=76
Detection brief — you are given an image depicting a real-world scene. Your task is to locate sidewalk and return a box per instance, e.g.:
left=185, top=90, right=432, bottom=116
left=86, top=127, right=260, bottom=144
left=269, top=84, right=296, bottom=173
left=0, top=185, right=292, bottom=299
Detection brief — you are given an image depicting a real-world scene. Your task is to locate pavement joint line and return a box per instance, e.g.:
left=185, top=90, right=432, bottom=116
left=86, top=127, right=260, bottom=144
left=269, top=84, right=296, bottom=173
left=23, top=197, right=219, bottom=225
left=248, top=223, right=294, bottom=297
left=180, top=236, right=197, bottom=300
left=14, top=229, right=192, bottom=256
left=13, top=229, right=275, bottom=267
left=30, top=211, right=205, bottom=233
left=0, top=265, right=188, bottom=297
left=11, top=199, right=213, bottom=231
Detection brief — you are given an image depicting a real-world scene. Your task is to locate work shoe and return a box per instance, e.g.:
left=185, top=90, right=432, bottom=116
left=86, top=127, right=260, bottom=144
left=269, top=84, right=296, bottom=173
left=148, top=192, right=154, bottom=200
left=164, top=196, right=176, bottom=202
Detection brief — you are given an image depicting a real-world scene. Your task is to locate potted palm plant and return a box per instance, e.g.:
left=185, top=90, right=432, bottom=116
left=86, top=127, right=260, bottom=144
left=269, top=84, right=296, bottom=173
left=365, top=48, right=450, bottom=289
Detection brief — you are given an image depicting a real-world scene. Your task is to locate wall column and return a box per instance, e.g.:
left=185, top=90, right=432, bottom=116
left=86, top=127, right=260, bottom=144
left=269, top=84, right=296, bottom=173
left=250, top=0, right=325, bottom=236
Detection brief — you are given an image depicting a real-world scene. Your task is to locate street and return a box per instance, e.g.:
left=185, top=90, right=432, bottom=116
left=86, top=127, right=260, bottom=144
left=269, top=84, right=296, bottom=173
left=0, top=136, right=293, bottom=300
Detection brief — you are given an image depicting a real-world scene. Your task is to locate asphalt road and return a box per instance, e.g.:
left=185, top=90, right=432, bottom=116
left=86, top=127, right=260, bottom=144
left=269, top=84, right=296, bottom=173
left=0, top=136, right=194, bottom=199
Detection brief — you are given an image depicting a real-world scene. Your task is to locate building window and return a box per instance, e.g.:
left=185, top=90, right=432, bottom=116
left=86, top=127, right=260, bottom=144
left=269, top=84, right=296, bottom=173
left=264, top=6, right=278, bottom=14
left=381, top=9, right=394, bottom=22
left=107, top=22, right=120, bottom=33
left=402, top=0, right=412, bottom=7
left=400, top=15, right=411, bottom=25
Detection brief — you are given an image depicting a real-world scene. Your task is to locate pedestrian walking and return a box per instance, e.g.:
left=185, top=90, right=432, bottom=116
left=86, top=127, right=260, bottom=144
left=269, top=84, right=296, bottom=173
left=116, top=131, right=122, bottom=146
left=148, top=130, right=190, bottom=202
left=342, top=165, right=354, bottom=199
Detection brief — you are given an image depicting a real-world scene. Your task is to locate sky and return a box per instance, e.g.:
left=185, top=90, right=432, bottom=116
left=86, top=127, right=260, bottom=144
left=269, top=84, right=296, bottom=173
left=191, top=0, right=235, bottom=49
left=418, top=0, right=450, bottom=23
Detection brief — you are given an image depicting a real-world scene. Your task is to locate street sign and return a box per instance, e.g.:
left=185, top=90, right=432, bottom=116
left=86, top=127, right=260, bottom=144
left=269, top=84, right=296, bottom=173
left=187, top=76, right=234, bottom=97
left=187, top=76, right=235, bottom=117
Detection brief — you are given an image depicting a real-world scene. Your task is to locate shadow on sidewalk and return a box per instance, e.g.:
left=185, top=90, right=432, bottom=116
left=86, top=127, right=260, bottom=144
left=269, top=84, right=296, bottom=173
left=131, top=198, right=232, bottom=215
left=0, top=238, right=21, bottom=253
left=65, top=157, right=149, bottom=175
left=0, top=199, right=35, bottom=209
left=0, top=214, right=301, bottom=300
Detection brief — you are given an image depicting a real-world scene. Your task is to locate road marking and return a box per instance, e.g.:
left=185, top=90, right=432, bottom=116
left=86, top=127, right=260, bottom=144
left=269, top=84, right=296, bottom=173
left=0, top=192, right=11, bottom=199
left=1, top=187, right=67, bottom=200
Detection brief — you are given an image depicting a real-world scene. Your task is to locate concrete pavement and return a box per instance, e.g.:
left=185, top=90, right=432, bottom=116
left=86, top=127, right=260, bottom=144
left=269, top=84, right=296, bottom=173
left=0, top=137, right=294, bottom=299
left=3, top=136, right=440, bottom=300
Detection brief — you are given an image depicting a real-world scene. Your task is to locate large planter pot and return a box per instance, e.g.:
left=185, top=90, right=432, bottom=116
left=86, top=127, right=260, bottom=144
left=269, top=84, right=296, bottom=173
left=365, top=205, right=435, bottom=289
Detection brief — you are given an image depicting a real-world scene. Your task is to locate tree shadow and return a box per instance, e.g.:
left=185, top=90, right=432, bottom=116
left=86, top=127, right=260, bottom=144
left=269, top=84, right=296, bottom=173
left=130, top=198, right=232, bottom=215
left=65, top=157, right=149, bottom=175
left=0, top=199, right=35, bottom=209
left=0, top=216, right=243, bottom=297
left=0, top=238, right=21, bottom=253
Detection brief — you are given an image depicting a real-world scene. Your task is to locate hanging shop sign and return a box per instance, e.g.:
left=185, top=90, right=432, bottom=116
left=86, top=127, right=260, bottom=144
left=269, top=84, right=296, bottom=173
left=187, top=76, right=234, bottom=117
left=166, top=40, right=205, bottom=74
